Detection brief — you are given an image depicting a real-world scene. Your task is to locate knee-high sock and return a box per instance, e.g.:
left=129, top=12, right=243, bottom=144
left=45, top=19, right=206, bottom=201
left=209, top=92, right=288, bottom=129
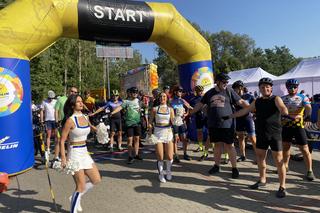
left=157, top=161, right=164, bottom=174
left=70, top=191, right=81, bottom=213
left=166, top=160, right=173, bottom=173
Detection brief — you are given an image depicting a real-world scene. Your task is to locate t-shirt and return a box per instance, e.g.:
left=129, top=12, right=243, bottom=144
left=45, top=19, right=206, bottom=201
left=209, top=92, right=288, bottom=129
left=281, top=94, right=310, bottom=128
left=235, top=93, right=255, bottom=121
left=104, top=100, right=123, bottom=119
left=54, top=95, right=67, bottom=121
left=121, top=98, right=141, bottom=127
left=41, top=99, right=57, bottom=121
left=201, top=86, right=241, bottom=128
left=84, top=96, right=96, bottom=112
left=170, top=97, right=188, bottom=126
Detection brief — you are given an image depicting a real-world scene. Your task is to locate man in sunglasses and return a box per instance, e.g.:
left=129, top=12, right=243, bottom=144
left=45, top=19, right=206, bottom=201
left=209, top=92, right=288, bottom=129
left=191, top=73, right=249, bottom=179
left=281, top=79, right=315, bottom=181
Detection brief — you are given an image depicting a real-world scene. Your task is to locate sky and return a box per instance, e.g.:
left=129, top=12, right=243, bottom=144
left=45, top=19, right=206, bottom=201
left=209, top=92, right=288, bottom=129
left=132, top=0, right=320, bottom=62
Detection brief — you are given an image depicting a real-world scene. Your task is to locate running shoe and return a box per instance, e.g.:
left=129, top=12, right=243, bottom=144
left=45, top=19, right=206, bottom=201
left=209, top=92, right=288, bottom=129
left=237, top=156, right=246, bottom=162
left=118, top=146, right=124, bottom=151
left=231, top=168, right=239, bottom=179
left=221, top=158, right=229, bottom=165
left=134, top=155, right=143, bottom=161
left=159, top=173, right=166, bottom=183
left=166, top=171, right=172, bottom=181
left=173, top=155, right=180, bottom=163
left=127, top=156, right=134, bottom=164
left=276, top=186, right=286, bottom=198
left=183, top=154, right=191, bottom=161
left=208, top=165, right=220, bottom=174
left=249, top=181, right=266, bottom=189
left=306, top=171, right=315, bottom=181
left=198, top=153, right=208, bottom=161
left=193, top=147, right=203, bottom=152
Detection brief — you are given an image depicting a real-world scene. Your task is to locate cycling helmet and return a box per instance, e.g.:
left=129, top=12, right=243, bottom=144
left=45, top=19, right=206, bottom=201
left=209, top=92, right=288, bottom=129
left=130, top=87, right=138, bottom=93
left=285, top=79, right=299, bottom=88
left=163, top=85, right=170, bottom=90
left=111, top=90, right=119, bottom=96
left=48, top=90, right=55, bottom=99
left=194, top=85, right=204, bottom=92
left=216, top=73, right=231, bottom=81
left=232, top=80, right=244, bottom=89
left=173, top=85, right=184, bottom=92
left=258, top=77, right=273, bottom=86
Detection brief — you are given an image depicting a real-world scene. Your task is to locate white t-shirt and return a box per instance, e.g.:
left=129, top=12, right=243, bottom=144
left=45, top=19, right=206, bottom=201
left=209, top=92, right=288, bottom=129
left=41, top=99, right=57, bottom=121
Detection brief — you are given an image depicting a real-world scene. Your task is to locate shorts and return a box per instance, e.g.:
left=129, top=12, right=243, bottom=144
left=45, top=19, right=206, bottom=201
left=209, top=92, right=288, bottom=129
left=236, top=118, right=256, bottom=136
left=282, top=127, right=308, bottom=146
left=110, top=119, right=122, bottom=132
left=173, top=124, right=187, bottom=136
left=127, top=125, right=141, bottom=137
left=67, top=145, right=94, bottom=171
left=256, top=136, right=282, bottom=151
left=154, top=127, right=173, bottom=143
left=195, top=116, right=206, bottom=129
left=209, top=128, right=235, bottom=144
left=45, top=120, right=56, bottom=130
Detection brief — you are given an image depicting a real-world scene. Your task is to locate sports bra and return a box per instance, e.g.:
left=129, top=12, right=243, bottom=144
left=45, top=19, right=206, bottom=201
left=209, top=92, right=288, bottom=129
left=155, top=105, right=171, bottom=128
left=69, top=114, right=91, bottom=142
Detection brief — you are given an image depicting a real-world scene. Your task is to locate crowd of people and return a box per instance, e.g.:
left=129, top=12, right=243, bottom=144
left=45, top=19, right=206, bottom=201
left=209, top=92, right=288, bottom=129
left=33, top=72, right=320, bottom=212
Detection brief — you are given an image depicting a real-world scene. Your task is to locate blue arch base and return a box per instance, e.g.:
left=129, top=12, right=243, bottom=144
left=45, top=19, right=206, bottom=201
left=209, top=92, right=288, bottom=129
left=0, top=58, right=34, bottom=175
left=178, top=60, right=214, bottom=141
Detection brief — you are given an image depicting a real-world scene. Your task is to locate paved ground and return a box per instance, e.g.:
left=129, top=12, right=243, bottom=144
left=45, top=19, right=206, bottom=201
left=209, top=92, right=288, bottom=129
left=1, top=141, right=320, bottom=213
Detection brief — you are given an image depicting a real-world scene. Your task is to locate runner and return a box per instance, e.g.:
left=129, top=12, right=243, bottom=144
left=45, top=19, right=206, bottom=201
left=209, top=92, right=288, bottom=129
left=170, top=86, right=193, bottom=162
left=111, top=87, right=143, bottom=164
left=60, top=94, right=101, bottom=212
left=232, top=80, right=257, bottom=162
left=148, top=92, right=175, bottom=182
left=281, top=79, right=315, bottom=181
left=191, top=73, right=249, bottom=179
left=40, top=90, right=58, bottom=158
left=227, top=77, right=288, bottom=198
left=91, top=90, right=123, bottom=151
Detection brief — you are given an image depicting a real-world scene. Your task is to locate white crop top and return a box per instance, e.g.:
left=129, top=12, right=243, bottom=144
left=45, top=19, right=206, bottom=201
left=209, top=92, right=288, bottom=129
left=69, top=114, right=91, bottom=142
left=155, top=105, right=171, bottom=127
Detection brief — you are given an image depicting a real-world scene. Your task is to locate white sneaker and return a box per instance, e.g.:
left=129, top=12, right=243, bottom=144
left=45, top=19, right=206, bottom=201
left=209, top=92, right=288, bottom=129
left=158, top=174, right=166, bottom=183
left=166, top=171, right=172, bottom=181
left=69, top=195, right=83, bottom=212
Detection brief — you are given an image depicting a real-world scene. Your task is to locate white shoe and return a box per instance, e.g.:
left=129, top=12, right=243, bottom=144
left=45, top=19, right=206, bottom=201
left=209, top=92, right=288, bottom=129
left=166, top=171, right=172, bottom=181
left=158, top=174, right=166, bottom=183
left=69, top=195, right=83, bottom=212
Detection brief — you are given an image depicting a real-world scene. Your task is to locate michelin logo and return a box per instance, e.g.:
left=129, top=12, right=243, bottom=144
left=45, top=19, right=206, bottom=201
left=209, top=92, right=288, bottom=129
left=0, top=136, right=19, bottom=150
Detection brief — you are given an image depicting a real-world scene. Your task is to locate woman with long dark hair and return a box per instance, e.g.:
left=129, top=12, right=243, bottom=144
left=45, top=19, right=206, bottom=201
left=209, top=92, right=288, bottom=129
left=60, top=94, right=101, bottom=212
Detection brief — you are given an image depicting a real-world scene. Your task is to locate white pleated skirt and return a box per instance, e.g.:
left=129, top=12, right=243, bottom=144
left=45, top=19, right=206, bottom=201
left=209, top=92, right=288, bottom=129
left=154, top=127, right=173, bottom=143
left=67, top=146, right=94, bottom=171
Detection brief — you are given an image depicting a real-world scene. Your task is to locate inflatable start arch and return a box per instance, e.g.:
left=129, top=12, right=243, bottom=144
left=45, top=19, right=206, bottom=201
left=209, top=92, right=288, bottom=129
left=0, top=0, right=213, bottom=175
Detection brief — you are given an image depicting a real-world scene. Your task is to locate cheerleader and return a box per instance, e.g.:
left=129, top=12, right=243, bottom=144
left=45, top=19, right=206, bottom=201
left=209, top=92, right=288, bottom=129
left=60, top=95, right=101, bottom=212
left=149, top=92, right=175, bottom=182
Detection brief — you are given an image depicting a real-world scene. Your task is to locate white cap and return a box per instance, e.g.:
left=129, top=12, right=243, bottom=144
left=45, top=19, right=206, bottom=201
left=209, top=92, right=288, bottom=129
left=48, top=90, right=55, bottom=99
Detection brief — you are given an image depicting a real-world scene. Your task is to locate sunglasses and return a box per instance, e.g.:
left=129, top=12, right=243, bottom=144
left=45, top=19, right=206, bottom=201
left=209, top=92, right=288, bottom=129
left=177, top=90, right=183, bottom=92
left=287, top=86, right=298, bottom=89
left=221, top=81, right=229, bottom=84
left=70, top=90, right=78, bottom=94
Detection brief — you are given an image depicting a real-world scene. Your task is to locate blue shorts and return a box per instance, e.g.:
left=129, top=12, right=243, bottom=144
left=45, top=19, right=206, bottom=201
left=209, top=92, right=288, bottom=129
left=236, top=118, right=255, bottom=136
left=45, top=120, right=56, bottom=130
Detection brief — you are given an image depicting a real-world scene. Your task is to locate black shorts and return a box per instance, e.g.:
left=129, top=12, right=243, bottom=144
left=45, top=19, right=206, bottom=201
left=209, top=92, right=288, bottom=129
left=126, top=125, right=141, bottom=137
left=173, top=124, right=187, bottom=135
left=256, top=136, right=282, bottom=151
left=236, top=118, right=255, bottom=136
left=282, top=127, right=308, bottom=146
left=195, top=116, right=206, bottom=129
left=110, top=119, right=122, bottom=132
left=209, top=128, right=235, bottom=144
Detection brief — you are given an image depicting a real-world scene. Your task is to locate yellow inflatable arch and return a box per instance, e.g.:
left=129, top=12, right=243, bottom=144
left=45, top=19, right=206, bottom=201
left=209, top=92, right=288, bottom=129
left=0, top=0, right=213, bottom=175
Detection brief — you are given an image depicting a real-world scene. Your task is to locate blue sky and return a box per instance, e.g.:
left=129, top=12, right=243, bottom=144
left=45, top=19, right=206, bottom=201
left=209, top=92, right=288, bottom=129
left=133, top=0, right=320, bottom=62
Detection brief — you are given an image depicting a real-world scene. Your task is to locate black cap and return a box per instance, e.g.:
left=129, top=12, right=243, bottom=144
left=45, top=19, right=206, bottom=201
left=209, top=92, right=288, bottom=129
left=216, top=73, right=231, bottom=81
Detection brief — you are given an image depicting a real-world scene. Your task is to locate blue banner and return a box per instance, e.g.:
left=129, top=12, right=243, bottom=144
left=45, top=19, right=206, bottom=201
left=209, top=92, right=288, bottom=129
left=0, top=58, right=34, bottom=175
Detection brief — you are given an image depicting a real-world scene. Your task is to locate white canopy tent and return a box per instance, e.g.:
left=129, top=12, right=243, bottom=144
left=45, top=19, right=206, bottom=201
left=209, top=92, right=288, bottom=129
left=273, top=58, right=320, bottom=97
left=228, top=67, right=278, bottom=94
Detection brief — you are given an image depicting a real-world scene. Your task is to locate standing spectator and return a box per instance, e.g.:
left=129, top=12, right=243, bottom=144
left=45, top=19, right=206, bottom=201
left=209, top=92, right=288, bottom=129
left=163, top=85, right=172, bottom=99
left=91, top=90, right=123, bottom=151
left=83, top=90, right=96, bottom=113
left=171, top=86, right=193, bottom=162
left=228, top=77, right=288, bottom=198
left=40, top=90, right=58, bottom=159
left=111, top=87, right=143, bottom=164
left=191, top=73, right=249, bottom=179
